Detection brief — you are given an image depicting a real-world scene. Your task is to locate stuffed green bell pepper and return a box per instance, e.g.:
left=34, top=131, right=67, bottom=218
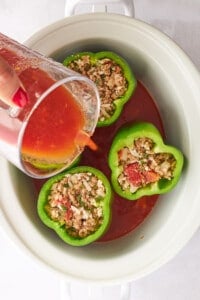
left=37, top=166, right=112, bottom=246
left=108, top=122, right=184, bottom=200
left=63, top=51, right=136, bottom=127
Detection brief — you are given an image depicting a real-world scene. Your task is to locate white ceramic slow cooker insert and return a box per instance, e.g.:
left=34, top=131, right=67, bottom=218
left=0, top=13, right=200, bottom=286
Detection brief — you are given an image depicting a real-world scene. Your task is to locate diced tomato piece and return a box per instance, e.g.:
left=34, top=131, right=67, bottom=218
left=65, top=200, right=72, bottom=221
left=143, top=171, right=160, bottom=184
left=57, top=197, right=72, bottom=221
left=124, top=163, right=160, bottom=187
left=124, top=163, right=143, bottom=186
left=65, top=208, right=72, bottom=221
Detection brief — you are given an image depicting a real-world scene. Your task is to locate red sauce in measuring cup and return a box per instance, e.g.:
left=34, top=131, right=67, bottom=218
left=20, top=68, right=85, bottom=162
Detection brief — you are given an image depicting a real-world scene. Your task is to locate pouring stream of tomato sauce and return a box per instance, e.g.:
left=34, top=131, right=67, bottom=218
left=34, top=81, right=164, bottom=242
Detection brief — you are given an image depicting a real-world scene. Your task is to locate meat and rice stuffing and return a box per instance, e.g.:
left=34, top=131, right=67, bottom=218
left=117, top=137, right=177, bottom=193
left=67, top=55, right=128, bottom=122
left=45, top=172, right=105, bottom=238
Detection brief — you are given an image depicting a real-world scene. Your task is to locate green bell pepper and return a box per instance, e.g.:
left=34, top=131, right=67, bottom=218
left=63, top=51, right=136, bottom=127
left=37, top=166, right=112, bottom=246
left=108, top=122, right=184, bottom=200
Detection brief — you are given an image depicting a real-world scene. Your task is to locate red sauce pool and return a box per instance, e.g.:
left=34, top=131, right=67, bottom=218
left=34, top=81, right=164, bottom=242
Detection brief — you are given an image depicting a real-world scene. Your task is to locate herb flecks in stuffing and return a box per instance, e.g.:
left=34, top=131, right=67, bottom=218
left=68, top=55, right=128, bottom=122
left=118, top=137, right=177, bottom=193
left=45, top=172, right=105, bottom=238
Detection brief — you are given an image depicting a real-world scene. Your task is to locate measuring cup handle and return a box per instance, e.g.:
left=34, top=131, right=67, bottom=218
left=64, top=0, right=135, bottom=17
left=60, top=280, right=131, bottom=300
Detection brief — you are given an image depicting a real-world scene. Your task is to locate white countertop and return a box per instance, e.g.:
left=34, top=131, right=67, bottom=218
left=0, top=1, right=200, bottom=299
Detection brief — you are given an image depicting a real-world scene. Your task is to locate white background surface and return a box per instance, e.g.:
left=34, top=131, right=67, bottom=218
left=0, top=1, right=200, bottom=299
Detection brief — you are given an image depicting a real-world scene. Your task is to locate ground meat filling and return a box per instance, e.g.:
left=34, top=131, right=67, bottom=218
left=45, top=172, right=105, bottom=238
left=67, top=55, right=128, bottom=122
left=117, top=137, right=177, bottom=193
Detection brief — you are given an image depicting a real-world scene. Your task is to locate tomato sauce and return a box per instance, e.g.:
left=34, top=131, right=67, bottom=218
left=20, top=68, right=85, bottom=162
left=34, top=81, right=164, bottom=242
